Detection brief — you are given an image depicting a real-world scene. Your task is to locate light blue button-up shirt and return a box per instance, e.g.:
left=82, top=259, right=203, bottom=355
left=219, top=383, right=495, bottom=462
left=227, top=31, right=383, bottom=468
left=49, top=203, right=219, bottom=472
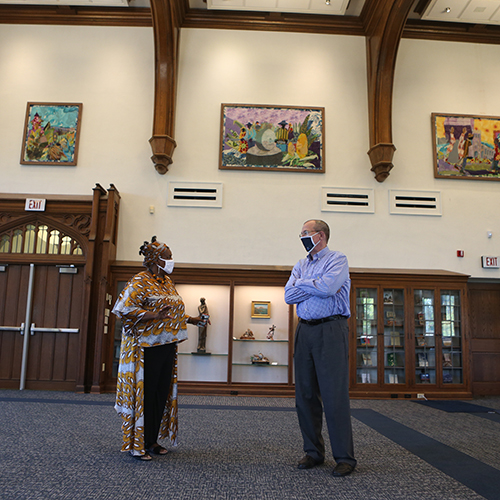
left=284, top=246, right=351, bottom=320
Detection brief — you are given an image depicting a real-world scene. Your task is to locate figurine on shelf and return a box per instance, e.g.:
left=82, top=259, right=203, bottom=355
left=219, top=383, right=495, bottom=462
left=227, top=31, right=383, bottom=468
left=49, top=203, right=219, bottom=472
left=251, top=352, right=269, bottom=364
left=196, top=297, right=211, bottom=352
left=266, top=324, right=276, bottom=340
left=240, top=329, right=255, bottom=340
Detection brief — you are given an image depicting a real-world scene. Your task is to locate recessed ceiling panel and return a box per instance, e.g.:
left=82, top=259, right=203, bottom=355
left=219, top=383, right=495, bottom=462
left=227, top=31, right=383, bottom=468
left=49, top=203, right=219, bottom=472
left=422, top=0, right=500, bottom=24
left=207, top=0, right=350, bottom=16
left=461, top=0, right=500, bottom=20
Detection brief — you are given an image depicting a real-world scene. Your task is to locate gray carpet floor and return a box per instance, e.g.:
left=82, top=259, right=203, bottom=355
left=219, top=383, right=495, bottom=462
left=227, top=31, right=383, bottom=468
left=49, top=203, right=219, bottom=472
left=1, top=390, right=500, bottom=499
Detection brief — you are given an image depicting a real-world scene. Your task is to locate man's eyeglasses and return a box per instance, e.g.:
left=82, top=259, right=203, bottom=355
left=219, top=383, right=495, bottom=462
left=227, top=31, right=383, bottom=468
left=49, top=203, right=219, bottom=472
left=299, top=230, right=317, bottom=238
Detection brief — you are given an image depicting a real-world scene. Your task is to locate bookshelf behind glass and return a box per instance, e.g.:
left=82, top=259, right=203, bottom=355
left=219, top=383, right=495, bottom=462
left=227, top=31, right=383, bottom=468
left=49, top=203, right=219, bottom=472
left=383, top=288, right=405, bottom=384
left=441, top=290, right=463, bottom=384
left=414, top=289, right=436, bottom=384
left=355, top=288, right=378, bottom=384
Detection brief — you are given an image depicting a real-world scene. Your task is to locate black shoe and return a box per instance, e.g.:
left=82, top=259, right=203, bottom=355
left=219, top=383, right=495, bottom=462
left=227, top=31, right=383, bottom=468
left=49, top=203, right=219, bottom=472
left=332, top=462, right=354, bottom=477
left=298, top=455, right=324, bottom=469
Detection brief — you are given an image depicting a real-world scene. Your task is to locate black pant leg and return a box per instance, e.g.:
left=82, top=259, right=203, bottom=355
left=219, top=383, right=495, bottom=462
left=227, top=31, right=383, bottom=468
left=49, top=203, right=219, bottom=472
left=294, top=323, right=326, bottom=462
left=143, top=342, right=176, bottom=449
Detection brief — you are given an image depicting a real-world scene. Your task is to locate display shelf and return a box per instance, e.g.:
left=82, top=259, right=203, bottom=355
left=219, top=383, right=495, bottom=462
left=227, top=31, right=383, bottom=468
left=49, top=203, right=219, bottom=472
left=179, top=353, right=228, bottom=356
left=233, top=362, right=287, bottom=367
left=233, top=338, right=288, bottom=342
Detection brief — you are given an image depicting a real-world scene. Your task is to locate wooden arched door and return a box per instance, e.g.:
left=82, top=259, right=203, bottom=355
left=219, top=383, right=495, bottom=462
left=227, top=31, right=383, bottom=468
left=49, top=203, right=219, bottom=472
left=0, top=187, right=120, bottom=392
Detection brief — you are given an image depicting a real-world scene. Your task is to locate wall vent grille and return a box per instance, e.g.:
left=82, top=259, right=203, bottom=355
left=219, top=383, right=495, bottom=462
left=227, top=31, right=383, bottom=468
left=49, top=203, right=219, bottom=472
left=389, top=190, right=442, bottom=216
left=167, top=182, right=223, bottom=208
left=321, top=187, right=374, bottom=213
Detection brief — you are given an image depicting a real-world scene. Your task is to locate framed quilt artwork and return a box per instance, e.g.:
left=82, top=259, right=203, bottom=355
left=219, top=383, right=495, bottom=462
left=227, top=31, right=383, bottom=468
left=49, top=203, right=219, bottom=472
left=20, top=102, right=83, bottom=166
left=432, top=113, right=500, bottom=180
left=220, top=104, right=325, bottom=173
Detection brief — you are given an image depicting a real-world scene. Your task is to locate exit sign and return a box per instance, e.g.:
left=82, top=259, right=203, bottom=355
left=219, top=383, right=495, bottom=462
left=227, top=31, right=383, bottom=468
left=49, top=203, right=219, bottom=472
left=25, top=198, right=46, bottom=211
left=482, top=256, right=499, bottom=268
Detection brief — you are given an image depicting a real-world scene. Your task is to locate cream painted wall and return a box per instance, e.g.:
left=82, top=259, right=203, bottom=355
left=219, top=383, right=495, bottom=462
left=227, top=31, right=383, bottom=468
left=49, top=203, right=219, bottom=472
left=1, top=25, right=499, bottom=279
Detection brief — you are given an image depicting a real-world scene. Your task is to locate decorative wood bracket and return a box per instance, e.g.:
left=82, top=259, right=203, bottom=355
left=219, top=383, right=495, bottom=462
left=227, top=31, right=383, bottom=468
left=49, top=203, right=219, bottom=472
left=149, top=0, right=184, bottom=174
left=364, top=0, right=414, bottom=182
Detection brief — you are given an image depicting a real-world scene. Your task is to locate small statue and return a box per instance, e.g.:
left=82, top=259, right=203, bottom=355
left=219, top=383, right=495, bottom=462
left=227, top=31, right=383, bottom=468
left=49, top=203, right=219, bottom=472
left=266, top=325, right=276, bottom=340
left=251, top=352, right=269, bottom=364
left=240, top=328, right=255, bottom=340
left=197, top=297, right=210, bottom=352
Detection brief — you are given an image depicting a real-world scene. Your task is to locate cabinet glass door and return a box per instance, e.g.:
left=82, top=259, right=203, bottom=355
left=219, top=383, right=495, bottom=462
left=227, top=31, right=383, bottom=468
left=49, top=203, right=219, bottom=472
left=441, top=290, right=463, bottom=384
left=383, top=288, right=405, bottom=384
left=355, top=288, right=377, bottom=384
left=414, top=289, right=436, bottom=384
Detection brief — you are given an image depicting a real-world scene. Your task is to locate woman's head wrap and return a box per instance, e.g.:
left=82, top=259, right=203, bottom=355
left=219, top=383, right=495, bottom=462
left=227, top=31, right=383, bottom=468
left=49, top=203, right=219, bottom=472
left=139, top=236, right=168, bottom=268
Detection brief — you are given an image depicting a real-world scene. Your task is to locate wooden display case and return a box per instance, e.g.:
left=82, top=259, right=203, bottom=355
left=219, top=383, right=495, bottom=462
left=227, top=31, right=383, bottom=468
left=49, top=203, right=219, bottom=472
left=104, top=264, right=471, bottom=399
left=350, top=269, right=471, bottom=400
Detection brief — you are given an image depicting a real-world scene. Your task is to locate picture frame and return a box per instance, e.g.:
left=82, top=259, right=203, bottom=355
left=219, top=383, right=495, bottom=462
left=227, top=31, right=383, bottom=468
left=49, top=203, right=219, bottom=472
left=432, top=112, right=500, bottom=180
left=251, top=301, right=271, bottom=318
left=219, top=103, right=325, bottom=173
left=20, top=102, right=83, bottom=166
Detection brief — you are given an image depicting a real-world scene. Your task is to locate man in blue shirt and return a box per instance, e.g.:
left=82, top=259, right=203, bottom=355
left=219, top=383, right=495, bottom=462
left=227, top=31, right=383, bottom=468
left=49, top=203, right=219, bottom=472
left=285, top=219, right=356, bottom=477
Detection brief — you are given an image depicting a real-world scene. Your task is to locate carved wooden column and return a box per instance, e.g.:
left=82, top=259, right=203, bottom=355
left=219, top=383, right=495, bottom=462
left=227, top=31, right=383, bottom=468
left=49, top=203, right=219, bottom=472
left=149, top=0, right=185, bottom=174
left=364, top=0, right=414, bottom=182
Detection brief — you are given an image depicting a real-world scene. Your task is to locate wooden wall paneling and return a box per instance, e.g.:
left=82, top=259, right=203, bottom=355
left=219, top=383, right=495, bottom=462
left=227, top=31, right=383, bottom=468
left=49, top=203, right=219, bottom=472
left=468, top=282, right=500, bottom=395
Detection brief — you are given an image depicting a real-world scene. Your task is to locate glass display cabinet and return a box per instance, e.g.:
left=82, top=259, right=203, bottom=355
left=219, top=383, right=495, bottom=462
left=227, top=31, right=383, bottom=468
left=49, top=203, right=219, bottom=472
left=350, top=270, right=470, bottom=399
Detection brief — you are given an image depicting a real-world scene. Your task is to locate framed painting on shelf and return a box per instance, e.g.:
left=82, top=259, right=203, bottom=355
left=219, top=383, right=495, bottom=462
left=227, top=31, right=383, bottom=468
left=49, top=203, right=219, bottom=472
left=219, top=103, right=325, bottom=173
left=251, top=301, right=271, bottom=319
left=20, top=102, right=83, bottom=166
left=432, top=113, right=500, bottom=180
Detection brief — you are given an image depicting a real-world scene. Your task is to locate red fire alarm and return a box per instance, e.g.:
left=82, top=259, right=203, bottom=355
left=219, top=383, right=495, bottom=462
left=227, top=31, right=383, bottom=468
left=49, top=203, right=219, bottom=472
left=457, top=250, right=464, bottom=257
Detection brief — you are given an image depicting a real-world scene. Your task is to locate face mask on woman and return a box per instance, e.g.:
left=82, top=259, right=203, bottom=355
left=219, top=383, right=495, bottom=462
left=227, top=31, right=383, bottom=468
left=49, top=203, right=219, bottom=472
left=158, top=258, right=174, bottom=274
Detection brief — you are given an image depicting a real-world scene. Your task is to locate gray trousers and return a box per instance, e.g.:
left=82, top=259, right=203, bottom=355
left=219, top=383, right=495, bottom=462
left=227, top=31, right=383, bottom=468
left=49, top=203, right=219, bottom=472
left=294, top=319, right=356, bottom=467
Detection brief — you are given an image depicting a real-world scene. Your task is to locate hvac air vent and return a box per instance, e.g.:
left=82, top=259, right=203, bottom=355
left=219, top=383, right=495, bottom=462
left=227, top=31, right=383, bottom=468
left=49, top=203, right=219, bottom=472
left=167, top=182, right=223, bottom=208
left=389, top=190, right=442, bottom=216
left=321, top=187, right=374, bottom=213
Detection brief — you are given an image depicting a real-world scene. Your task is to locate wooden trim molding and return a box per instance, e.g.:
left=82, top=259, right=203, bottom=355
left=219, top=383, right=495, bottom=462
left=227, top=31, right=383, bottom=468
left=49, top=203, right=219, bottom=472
left=0, top=5, right=152, bottom=27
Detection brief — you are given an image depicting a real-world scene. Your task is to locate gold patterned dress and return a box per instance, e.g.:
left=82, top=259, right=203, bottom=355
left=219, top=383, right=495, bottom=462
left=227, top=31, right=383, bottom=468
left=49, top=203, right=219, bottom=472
left=112, top=271, right=188, bottom=455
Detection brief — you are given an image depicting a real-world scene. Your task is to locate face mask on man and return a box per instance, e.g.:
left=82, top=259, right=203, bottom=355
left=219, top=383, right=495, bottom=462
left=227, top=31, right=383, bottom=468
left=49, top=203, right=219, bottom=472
left=300, top=232, right=318, bottom=253
left=158, top=258, right=175, bottom=274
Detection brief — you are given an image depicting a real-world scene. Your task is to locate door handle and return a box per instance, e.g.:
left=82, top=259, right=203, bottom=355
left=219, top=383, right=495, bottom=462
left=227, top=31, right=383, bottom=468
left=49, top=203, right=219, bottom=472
left=0, top=323, right=24, bottom=333
left=29, top=323, right=79, bottom=335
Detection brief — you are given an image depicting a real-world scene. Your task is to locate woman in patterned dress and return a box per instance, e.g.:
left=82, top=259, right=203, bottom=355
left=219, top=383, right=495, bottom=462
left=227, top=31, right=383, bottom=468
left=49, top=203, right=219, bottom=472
left=112, top=236, right=204, bottom=461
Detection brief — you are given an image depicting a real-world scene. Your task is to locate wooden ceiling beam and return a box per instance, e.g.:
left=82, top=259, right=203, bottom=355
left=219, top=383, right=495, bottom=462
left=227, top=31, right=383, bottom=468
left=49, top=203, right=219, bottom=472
left=362, top=0, right=414, bottom=182
left=148, top=0, right=186, bottom=174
